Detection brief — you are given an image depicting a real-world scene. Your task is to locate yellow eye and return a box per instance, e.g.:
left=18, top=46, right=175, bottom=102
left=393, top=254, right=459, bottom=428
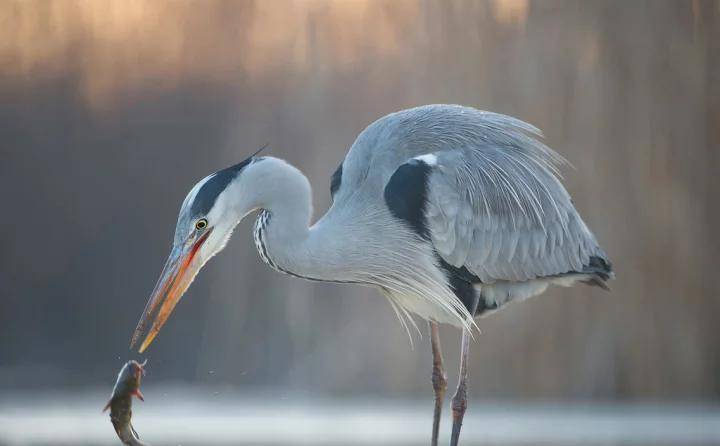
left=195, top=219, right=208, bottom=231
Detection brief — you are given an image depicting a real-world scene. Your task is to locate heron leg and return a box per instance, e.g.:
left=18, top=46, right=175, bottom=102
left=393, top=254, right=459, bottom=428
left=429, top=321, right=447, bottom=446
left=450, top=295, right=480, bottom=446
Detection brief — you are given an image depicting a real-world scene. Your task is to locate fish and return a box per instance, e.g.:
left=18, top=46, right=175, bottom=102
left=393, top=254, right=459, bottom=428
left=103, top=360, right=150, bottom=446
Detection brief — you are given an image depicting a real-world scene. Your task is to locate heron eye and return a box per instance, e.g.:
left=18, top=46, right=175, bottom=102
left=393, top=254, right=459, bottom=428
left=195, top=219, right=208, bottom=231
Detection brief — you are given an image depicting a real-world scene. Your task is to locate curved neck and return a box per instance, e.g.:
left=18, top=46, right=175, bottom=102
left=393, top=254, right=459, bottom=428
left=233, top=157, right=328, bottom=279
left=236, top=157, right=368, bottom=282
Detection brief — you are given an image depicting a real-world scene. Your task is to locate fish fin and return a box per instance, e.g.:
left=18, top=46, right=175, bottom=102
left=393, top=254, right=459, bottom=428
left=102, top=400, right=112, bottom=412
left=133, top=389, right=145, bottom=401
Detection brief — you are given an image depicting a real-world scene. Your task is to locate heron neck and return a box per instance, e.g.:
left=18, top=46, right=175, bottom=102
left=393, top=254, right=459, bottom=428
left=239, top=157, right=364, bottom=282
left=258, top=205, right=353, bottom=282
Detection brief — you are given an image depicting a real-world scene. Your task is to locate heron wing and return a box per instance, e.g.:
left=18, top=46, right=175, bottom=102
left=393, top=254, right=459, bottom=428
left=364, top=106, right=610, bottom=285
left=422, top=139, right=608, bottom=284
left=376, top=108, right=610, bottom=286
left=340, top=105, right=613, bottom=321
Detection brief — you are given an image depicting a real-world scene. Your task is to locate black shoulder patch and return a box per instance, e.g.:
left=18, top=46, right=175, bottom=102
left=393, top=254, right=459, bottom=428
left=330, top=162, right=343, bottom=199
left=190, top=156, right=257, bottom=216
left=384, top=159, right=432, bottom=239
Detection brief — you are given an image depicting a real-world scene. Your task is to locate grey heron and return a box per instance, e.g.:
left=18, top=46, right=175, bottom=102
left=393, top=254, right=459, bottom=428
left=130, top=104, right=613, bottom=446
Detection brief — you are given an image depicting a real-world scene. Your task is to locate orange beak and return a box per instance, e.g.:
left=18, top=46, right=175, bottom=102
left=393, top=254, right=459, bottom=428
left=130, top=229, right=212, bottom=353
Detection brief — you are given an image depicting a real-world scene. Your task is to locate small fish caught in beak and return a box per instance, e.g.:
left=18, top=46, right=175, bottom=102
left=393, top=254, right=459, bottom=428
left=104, top=360, right=150, bottom=445
left=130, top=229, right=213, bottom=353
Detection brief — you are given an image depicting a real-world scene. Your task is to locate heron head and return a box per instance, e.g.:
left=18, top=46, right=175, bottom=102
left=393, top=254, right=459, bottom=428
left=130, top=152, right=265, bottom=353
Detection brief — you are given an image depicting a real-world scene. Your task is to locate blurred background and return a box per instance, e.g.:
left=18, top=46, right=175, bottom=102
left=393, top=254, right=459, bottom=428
left=1, top=0, right=719, bottom=444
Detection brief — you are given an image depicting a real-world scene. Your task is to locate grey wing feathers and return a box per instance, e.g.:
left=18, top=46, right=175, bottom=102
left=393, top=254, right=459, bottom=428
left=420, top=115, right=609, bottom=284
left=346, top=104, right=610, bottom=286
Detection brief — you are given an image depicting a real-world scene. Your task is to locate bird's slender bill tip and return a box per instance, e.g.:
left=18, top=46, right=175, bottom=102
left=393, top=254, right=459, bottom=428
left=138, top=332, right=156, bottom=354
left=130, top=229, right=212, bottom=353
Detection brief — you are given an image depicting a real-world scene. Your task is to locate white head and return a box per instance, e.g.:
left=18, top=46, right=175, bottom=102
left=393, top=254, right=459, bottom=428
left=130, top=153, right=311, bottom=353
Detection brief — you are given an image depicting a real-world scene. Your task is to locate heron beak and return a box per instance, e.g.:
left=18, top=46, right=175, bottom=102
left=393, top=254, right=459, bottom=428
left=130, top=229, right=213, bottom=353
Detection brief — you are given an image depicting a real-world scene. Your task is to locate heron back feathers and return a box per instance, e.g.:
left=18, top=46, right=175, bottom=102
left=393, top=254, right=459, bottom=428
left=373, top=105, right=613, bottom=318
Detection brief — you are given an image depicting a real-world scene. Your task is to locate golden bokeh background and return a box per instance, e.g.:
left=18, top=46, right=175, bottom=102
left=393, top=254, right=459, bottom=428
left=1, top=0, right=718, bottom=404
